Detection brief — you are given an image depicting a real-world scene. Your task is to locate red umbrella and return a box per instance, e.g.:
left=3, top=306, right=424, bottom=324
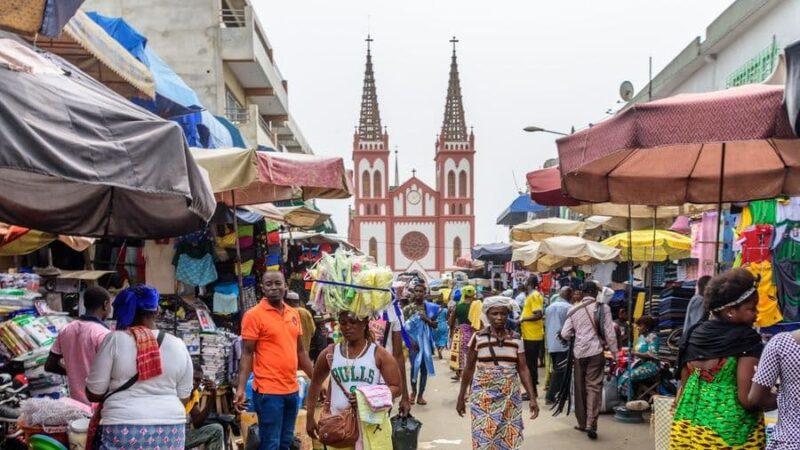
left=557, top=84, right=800, bottom=205
left=526, top=166, right=580, bottom=206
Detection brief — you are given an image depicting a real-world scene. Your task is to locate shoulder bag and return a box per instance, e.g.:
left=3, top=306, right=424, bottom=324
left=86, top=331, right=165, bottom=450
left=317, top=346, right=360, bottom=447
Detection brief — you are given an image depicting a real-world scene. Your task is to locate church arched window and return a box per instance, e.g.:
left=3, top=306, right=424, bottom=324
left=458, top=171, right=467, bottom=197
left=453, top=237, right=462, bottom=263
left=373, top=171, right=382, bottom=198
left=447, top=171, right=456, bottom=197
left=459, top=204, right=465, bottom=215
left=369, top=237, right=378, bottom=261
left=362, top=170, right=371, bottom=198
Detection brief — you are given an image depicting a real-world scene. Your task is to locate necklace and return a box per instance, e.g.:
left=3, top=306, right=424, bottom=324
left=344, top=340, right=369, bottom=363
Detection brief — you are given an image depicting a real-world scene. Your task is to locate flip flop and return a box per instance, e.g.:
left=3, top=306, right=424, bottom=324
left=417, top=398, right=428, bottom=405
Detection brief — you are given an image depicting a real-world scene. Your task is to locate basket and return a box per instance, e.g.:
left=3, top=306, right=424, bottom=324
left=21, top=421, right=70, bottom=446
left=0, top=0, right=46, bottom=36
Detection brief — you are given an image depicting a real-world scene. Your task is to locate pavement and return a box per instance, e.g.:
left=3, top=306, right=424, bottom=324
left=409, top=355, right=653, bottom=449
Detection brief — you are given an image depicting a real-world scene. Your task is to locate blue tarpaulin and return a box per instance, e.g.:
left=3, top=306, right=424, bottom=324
left=496, top=193, right=547, bottom=226
left=215, top=116, right=247, bottom=148
left=40, top=0, right=85, bottom=38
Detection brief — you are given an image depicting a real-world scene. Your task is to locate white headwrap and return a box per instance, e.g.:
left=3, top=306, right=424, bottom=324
left=481, top=295, right=514, bottom=324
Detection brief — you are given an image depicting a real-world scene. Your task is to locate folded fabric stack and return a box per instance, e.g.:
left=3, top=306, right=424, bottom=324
left=200, top=330, right=239, bottom=385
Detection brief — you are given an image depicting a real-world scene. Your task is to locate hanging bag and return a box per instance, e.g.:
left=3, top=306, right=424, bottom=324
left=317, top=349, right=359, bottom=447
left=85, top=331, right=165, bottom=450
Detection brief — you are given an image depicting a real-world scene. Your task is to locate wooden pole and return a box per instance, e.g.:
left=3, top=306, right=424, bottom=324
left=231, top=190, right=245, bottom=314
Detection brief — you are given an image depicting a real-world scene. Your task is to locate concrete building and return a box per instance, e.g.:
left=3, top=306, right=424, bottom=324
left=84, top=0, right=312, bottom=153
left=348, top=37, right=476, bottom=277
left=630, top=0, right=798, bottom=103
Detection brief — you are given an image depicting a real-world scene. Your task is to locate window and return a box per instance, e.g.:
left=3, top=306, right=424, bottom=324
left=458, top=204, right=465, bottom=215
left=373, top=171, right=382, bottom=198
left=447, top=171, right=456, bottom=197
left=453, top=237, right=462, bottom=263
left=224, top=87, right=247, bottom=123
left=458, top=171, right=468, bottom=197
left=369, top=238, right=378, bottom=261
left=362, top=171, right=371, bottom=198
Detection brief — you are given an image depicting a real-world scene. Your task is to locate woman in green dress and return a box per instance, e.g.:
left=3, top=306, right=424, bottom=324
left=670, top=269, right=765, bottom=449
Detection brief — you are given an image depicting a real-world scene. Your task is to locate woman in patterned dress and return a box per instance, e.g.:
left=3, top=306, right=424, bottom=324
left=670, top=269, right=765, bottom=449
left=456, top=296, right=538, bottom=450
left=617, top=315, right=660, bottom=399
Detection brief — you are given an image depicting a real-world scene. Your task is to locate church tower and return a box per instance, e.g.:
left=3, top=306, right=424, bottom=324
left=435, top=37, right=475, bottom=269
left=351, top=36, right=391, bottom=265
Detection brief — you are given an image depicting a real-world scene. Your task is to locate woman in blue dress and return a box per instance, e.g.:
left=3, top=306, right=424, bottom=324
left=434, top=295, right=450, bottom=359
left=618, top=315, right=660, bottom=398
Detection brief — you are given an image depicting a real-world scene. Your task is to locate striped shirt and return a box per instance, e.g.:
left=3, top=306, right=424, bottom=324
left=469, top=331, right=525, bottom=367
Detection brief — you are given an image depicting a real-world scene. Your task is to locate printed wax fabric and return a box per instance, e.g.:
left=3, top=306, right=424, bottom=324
left=469, top=364, right=524, bottom=449
left=670, top=358, right=765, bottom=449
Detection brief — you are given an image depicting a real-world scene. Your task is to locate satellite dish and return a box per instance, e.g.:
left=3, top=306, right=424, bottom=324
left=620, top=80, right=635, bottom=102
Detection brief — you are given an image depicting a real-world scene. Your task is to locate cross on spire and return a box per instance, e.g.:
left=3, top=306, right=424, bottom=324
left=412, top=168, right=417, bottom=178
left=358, top=34, right=382, bottom=141
left=440, top=36, right=467, bottom=142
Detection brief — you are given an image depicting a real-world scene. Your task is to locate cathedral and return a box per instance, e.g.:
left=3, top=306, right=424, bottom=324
left=348, top=36, right=476, bottom=277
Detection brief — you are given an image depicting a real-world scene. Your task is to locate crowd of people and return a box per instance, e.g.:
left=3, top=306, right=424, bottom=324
left=38, top=266, right=800, bottom=450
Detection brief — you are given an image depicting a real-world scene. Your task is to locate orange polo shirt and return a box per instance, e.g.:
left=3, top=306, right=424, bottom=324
left=241, top=299, right=303, bottom=395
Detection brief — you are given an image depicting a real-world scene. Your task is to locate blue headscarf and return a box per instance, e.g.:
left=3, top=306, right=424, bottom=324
left=452, top=289, right=462, bottom=302
left=113, top=285, right=159, bottom=330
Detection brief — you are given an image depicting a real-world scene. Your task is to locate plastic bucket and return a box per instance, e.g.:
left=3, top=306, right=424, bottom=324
left=67, top=418, right=89, bottom=450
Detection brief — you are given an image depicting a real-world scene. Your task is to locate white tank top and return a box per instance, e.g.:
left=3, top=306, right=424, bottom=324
left=330, top=342, right=382, bottom=413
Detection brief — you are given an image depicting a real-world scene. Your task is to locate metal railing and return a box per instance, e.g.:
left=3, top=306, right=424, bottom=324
left=225, top=107, right=250, bottom=124
left=220, top=8, right=246, bottom=28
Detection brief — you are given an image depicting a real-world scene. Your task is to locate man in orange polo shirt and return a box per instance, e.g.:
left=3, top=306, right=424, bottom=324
left=235, top=271, right=313, bottom=450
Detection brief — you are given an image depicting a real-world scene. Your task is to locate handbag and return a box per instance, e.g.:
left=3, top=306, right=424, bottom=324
left=85, top=331, right=165, bottom=449
left=317, top=364, right=359, bottom=447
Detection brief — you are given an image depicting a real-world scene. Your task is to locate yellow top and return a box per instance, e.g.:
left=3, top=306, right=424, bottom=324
left=185, top=389, right=201, bottom=414
left=520, top=291, right=544, bottom=341
left=468, top=300, right=483, bottom=330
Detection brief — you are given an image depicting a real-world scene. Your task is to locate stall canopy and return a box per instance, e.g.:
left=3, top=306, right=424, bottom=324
left=472, top=243, right=513, bottom=263
left=526, top=166, right=580, bottom=207
left=513, top=236, right=620, bottom=272
left=280, top=231, right=359, bottom=252
left=0, top=223, right=94, bottom=256
left=510, top=217, right=587, bottom=242
left=557, top=84, right=800, bottom=205
left=243, top=203, right=332, bottom=229
left=0, top=35, right=215, bottom=238
left=0, top=0, right=84, bottom=38
left=601, top=230, right=692, bottom=262
left=191, top=148, right=352, bottom=205
left=87, top=12, right=235, bottom=148
left=496, top=193, right=547, bottom=226
left=32, top=10, right=155, bottom=100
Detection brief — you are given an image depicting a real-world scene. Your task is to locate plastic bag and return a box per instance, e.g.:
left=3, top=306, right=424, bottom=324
left=391, top=414, right=422, bottom=450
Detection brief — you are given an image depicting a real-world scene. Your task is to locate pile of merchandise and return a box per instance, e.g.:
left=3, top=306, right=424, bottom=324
left=308, top=249, right=394, bottom=318
left=200, top=330, right=240, bottom=386
left=655, top=282, right=695, bottom=362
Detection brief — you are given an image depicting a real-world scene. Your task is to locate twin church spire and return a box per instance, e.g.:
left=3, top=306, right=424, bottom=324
left=356, top=35, right=469, bottom=144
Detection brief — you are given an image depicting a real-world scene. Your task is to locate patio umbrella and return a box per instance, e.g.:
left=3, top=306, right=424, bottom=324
left=527, top=166, right=580, bottom=207
left=496, top=193, right=548, bottom=226
left=512, top=236, right=620, bottom=272
left=510, top=217, right=587, bottom=242
left=471, top=243, right=513, bottom=264
left=0, top=35, right=215, bottom=238
left=601, top=230, right=692, bottom=262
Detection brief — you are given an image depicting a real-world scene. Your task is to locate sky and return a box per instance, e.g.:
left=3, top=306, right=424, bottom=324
left=254, top=0, right=733, bottom=245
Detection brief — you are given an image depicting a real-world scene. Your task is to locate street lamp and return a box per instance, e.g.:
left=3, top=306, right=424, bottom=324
left=523, top=125, right=569, bottom=136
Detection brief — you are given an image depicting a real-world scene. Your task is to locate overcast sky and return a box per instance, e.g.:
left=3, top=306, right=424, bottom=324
left=254, top=0, right=732, bottom=245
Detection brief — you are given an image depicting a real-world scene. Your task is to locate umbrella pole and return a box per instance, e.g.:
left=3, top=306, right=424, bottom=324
left=649, top=207, right=657, bottom=315
left=627, top=204, right=635, bottom=401
left=231, top=191, right=245, bottom=314
left=714, top=143, right=726, bottom=273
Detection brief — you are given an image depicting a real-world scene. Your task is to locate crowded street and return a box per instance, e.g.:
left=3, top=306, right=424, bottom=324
left=1, top=1, right=800, bottom=450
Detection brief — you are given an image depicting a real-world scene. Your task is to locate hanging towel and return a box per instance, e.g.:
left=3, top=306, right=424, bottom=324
left=176, top=253, right=218, bottom=286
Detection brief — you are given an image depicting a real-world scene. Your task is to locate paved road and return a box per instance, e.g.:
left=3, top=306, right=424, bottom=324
left=409, top=355, right=652, bottom=449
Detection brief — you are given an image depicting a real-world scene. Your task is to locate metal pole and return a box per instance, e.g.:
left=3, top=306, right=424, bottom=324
left=627, top=204, right=635, bottom=400
left=648, top=207, right=657, bottom=315
left=231, top=190, right=245, bottom=313
left=714, top=143, right=726, bottom=273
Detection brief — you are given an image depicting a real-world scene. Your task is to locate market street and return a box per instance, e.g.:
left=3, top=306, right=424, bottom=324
left=413, top=356, right=651, bottom=449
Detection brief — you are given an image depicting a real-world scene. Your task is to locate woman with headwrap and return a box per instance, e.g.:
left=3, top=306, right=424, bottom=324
left=448, top=288, right=463, bottom=374
left=456, top=296, right=538, bottom=450
left=670, top=269, right=766, bottom=449
left=450, top=285, right=479, bottom=380
left=402, top=278, right=440, bottom=405
left=86, top=286, right=194, bottom=450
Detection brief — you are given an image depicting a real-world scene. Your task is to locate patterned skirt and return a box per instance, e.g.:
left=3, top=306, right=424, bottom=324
left=469, top=364, right=524, bottom=450
left=458, top=324, right=475, bottom=371
left=100, top=423, right=186, bottom=450
left=449, top=327, right=461, bottom=371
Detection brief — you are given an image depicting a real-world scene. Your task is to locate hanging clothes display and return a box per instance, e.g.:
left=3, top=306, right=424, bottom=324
left=773, top=260, right=800, bottom=322
left=738, top=225, right=774, bottom=265
left=690, top=213, right=717, bottom=278
left=143, top=240, right=176, bottom=294
left=743, top=261, right=783, bottom=328
left=750, top=199, right=777, bottom=225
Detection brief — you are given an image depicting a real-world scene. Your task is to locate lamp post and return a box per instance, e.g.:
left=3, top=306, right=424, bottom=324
left=523, top=126, right=569, bottom=136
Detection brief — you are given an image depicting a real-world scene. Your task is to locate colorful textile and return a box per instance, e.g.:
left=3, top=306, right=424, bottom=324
left=774, top=220, right=800, bottom=260
left=434, top=307, right=449, bottom=348
left=128, top=325, right=163, bottom=381
left=353, top=388, right=393, bottom=450
left=405, top=302, right=439, bottom=381
left=773, top=260, right=800, bottom=322
left=458, top=323, right=474, bottom=371
left=175, top=253, right=217, bottom=286
left=112, top=285, right=159, bottom=330
left=738, top=225, right=774, bottom=265
left=100, top=423, right=185, bottom=449
left=670, top=358, right=765, bottom=449
left=468, top=300, right=483, bottom=330
left=617, top=332, right=659, bottom=397
left=469, top=364, right=524, bottom=449
left=744, top=261, right=783, bottom=327
left=750, top=199, right=777, bottom=225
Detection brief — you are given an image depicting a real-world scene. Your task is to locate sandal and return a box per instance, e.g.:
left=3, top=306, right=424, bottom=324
left=574, top=426, right=586, bottom=432
left=416, top=398, right=427, bottom=405
left=410, top=395, right=416, bottom=405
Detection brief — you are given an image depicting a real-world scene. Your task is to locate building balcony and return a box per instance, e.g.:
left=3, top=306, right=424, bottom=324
left=226, top=104, right=279, bottom=150
left=219, top=6, right=289, bottom=116
left=274, top=115, right=312, bottom=154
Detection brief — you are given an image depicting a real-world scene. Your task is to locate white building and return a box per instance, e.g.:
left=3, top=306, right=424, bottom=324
left=631, top=0, right=799, bottom=102
left=84, top=0, right=312, bottom=153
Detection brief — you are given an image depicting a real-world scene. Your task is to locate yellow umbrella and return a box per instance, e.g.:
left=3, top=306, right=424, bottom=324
left=601, top=230, right=692, bottom=262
